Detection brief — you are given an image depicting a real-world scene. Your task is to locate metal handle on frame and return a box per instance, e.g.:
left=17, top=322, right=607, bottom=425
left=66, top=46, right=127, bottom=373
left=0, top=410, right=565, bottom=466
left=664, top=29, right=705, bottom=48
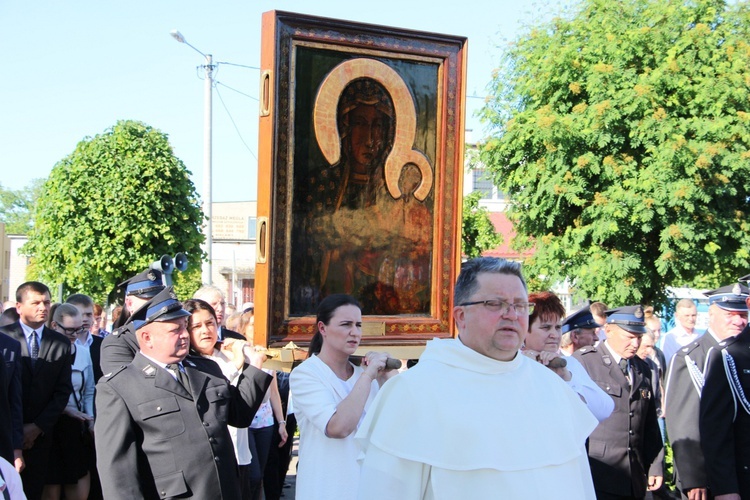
left=257, top=217, right=268, bottom=264
left=260, top=71, right=272, bottom=117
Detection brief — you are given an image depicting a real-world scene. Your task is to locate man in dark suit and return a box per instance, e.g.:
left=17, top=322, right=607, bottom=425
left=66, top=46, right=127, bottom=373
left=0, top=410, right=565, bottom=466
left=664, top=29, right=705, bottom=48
left=100, top=269, right=165, bottom=374
left=0, top=281, right=73, bottom=500
left=699, top=280, right=750, bottom=500
left=95, top=287, right=272, bottom=499
left=192, top=285, right=246, bottom=341
left=573, top=305, right=663, bottom=499
left=0, top=334, right=24, bottom=472
left=665, top=284, right=748, bottom=499
left=0, top=332, right=23, bottom=472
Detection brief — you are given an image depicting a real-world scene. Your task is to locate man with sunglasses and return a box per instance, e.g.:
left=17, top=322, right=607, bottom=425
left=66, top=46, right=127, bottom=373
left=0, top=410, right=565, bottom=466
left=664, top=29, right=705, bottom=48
left=65, top=294, right=103, bottom=384
left=357, top=257, right=598, bottom=499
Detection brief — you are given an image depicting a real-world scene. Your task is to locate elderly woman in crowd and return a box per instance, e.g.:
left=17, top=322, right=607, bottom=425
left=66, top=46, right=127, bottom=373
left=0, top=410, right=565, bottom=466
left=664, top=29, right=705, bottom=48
left=183, top=299, right=286, bottom=500
left=290, top=294, right=395, bottom=499
left=522, top=291, right=614, bottom=422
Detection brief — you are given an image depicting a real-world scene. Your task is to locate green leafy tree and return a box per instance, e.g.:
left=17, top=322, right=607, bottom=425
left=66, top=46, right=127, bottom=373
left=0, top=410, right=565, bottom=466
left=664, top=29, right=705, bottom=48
left=481, top=0, right=750, bottom=306
left=23, top=120, right=205, bottom=303
left=0, top=178, right=44, bottom=234
left=462, top=191, right=503, bottom=259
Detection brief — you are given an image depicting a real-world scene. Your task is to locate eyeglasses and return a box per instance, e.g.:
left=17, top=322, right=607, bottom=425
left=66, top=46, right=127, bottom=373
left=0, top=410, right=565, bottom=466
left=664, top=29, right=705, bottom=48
left=459, top=299, right=535, bottom=315
left=57, top=325, right=85, bottom=336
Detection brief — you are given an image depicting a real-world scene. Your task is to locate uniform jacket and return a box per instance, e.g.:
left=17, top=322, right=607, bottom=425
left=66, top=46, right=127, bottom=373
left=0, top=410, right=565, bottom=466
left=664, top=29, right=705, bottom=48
left=573, top=345, right=663, bottom=497
left=219, top=328, right=245, bottom=342
left=699, top=325, right=750, bottom=497
left=95, top=352, right=272, bottom=500
left=89, top=334, right=103, bottom=383
left=0, top=323, right=72, bottom=436
left=99, top=323, right=139, bottom=375
left=0, top=333, right=23, bottom=457
left=664, top=331, right=719, bottom=492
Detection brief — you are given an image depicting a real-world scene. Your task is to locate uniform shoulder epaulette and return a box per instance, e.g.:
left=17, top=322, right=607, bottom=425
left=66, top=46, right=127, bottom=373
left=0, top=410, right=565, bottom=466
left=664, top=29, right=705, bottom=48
left=678, top=341, right=700, bottom=356
left=111, top=323, right=135, bottom=337
left=718, top=335, right=741, bottom=350
left=578, top=345, right=598, bottom=354
left=101, top=364, right=127, bottom=381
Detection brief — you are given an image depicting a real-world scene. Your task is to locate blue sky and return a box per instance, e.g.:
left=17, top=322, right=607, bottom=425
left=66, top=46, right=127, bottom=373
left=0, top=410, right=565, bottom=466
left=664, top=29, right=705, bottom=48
left=0, top=0, right=560, bottom=202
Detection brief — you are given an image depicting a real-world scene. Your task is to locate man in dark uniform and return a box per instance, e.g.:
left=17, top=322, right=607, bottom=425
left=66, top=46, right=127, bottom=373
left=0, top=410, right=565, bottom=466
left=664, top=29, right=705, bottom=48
left=100, top=269, right=164, bottom=374
left=665, top=284, right=748, bottom=499
left=573, top=305, right=663, bottom=499
left=95, top=287, right=272, bottom=499
left=699, top=278, right=750, bottom=500
left=560, top=305, right=602, bottom=356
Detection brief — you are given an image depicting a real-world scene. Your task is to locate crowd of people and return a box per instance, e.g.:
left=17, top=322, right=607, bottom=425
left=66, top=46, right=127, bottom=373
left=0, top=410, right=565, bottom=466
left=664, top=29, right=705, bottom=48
left=1, top=256, right=750, bottom=499
left=0, top=274, right=294, bottom=500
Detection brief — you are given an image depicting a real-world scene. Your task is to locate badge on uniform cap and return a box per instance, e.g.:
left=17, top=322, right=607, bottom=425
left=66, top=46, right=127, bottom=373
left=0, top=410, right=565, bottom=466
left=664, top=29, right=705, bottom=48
left=169, top=290, right=178, bottom=300
left=635, top=307, right=643, bottom=319
left=733, top=283, right=742, bottom=295
left=147, top=271, right=157, bottom=282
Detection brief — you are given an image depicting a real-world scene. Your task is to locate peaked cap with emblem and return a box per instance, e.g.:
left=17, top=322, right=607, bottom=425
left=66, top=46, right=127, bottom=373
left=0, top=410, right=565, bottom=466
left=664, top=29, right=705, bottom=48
left=118, top=269, right=165, bottom=298
left=562, top=305, right=602, bottom=334
left=605, top=305, right=647, bottom=334
left=704, top=282, right=749, bottom=312
left=132, top=286, right=191, bottom=330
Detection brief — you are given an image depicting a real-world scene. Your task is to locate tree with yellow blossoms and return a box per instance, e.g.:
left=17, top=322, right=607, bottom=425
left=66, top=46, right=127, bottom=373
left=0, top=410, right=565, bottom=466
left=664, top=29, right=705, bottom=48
left=481, top=0, right=750, bottom=306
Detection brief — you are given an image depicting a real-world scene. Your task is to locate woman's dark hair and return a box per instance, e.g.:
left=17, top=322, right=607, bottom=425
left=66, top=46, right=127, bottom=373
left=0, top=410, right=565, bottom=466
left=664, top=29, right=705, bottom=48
left=527, top=291, right=566, bottom=331
left=182, top=299, right=218, bottom=355
left=182, top=299, right=217, bottom=330
left=307, top=294, right=361, bottom=357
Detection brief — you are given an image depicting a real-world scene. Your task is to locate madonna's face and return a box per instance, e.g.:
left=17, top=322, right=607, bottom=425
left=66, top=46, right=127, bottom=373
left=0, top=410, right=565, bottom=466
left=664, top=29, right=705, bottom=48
left=348, top=105, right=388, bottom=170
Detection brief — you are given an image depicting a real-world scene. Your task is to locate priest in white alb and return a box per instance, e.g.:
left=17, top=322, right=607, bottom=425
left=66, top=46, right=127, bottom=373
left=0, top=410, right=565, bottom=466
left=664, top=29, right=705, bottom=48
left=356, top=258, right=597, bottom=499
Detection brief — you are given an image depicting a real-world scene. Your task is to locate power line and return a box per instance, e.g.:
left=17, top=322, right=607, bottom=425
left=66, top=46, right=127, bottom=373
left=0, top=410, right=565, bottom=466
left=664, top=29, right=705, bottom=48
left=216, top=61, right=260, bottom=70
left=216, top=81, right=259, bottom=102
left=214, top=84, right=258, bottom=161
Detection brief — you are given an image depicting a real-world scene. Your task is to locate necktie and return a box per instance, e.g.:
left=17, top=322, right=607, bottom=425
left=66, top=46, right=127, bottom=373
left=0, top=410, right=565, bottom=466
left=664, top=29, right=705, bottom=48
left=167, top=364, right=191, bottom=393
left=30, top=331, right=39, bottom=365
left=619, top=358, right=630, bottom=386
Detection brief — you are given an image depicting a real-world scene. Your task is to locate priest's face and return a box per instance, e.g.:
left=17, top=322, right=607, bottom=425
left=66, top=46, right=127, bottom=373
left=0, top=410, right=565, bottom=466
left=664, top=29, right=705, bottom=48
left=454, top=272, right=529, bottom=362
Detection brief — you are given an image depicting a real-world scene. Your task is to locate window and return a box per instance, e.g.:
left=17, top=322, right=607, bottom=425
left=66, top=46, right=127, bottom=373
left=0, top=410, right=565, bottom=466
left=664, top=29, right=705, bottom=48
left=247, top=217, right=257, bottom=241
left=472, top=169, right=494, bottom=198
left=472, top=169, right=505, bottom=201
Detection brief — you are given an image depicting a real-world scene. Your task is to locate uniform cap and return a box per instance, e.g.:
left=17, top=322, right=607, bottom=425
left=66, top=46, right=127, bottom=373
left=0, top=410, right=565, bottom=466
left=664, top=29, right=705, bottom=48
left=133, top=287, right=190, bottom=330
left=705, top=283, right=749, bottom=312
left=118, top=269, right=164, bottom=298
left=561, top=306, right=602, bottom=334
left=605, top=305, right=647, bottom=334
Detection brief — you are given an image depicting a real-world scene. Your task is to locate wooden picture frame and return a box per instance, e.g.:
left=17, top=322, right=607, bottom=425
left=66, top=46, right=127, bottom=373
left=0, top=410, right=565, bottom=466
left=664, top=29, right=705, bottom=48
left=255, top=11, right=467, bottom=348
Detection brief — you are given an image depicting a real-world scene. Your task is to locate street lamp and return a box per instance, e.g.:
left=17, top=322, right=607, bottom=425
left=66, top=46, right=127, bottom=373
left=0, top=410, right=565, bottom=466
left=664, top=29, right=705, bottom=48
left=170, top=29, right=214, bottom=285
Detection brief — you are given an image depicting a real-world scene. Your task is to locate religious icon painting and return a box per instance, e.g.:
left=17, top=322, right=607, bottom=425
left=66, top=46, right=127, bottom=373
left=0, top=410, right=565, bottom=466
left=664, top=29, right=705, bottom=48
left=255, top=11, right=467, bottom=348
